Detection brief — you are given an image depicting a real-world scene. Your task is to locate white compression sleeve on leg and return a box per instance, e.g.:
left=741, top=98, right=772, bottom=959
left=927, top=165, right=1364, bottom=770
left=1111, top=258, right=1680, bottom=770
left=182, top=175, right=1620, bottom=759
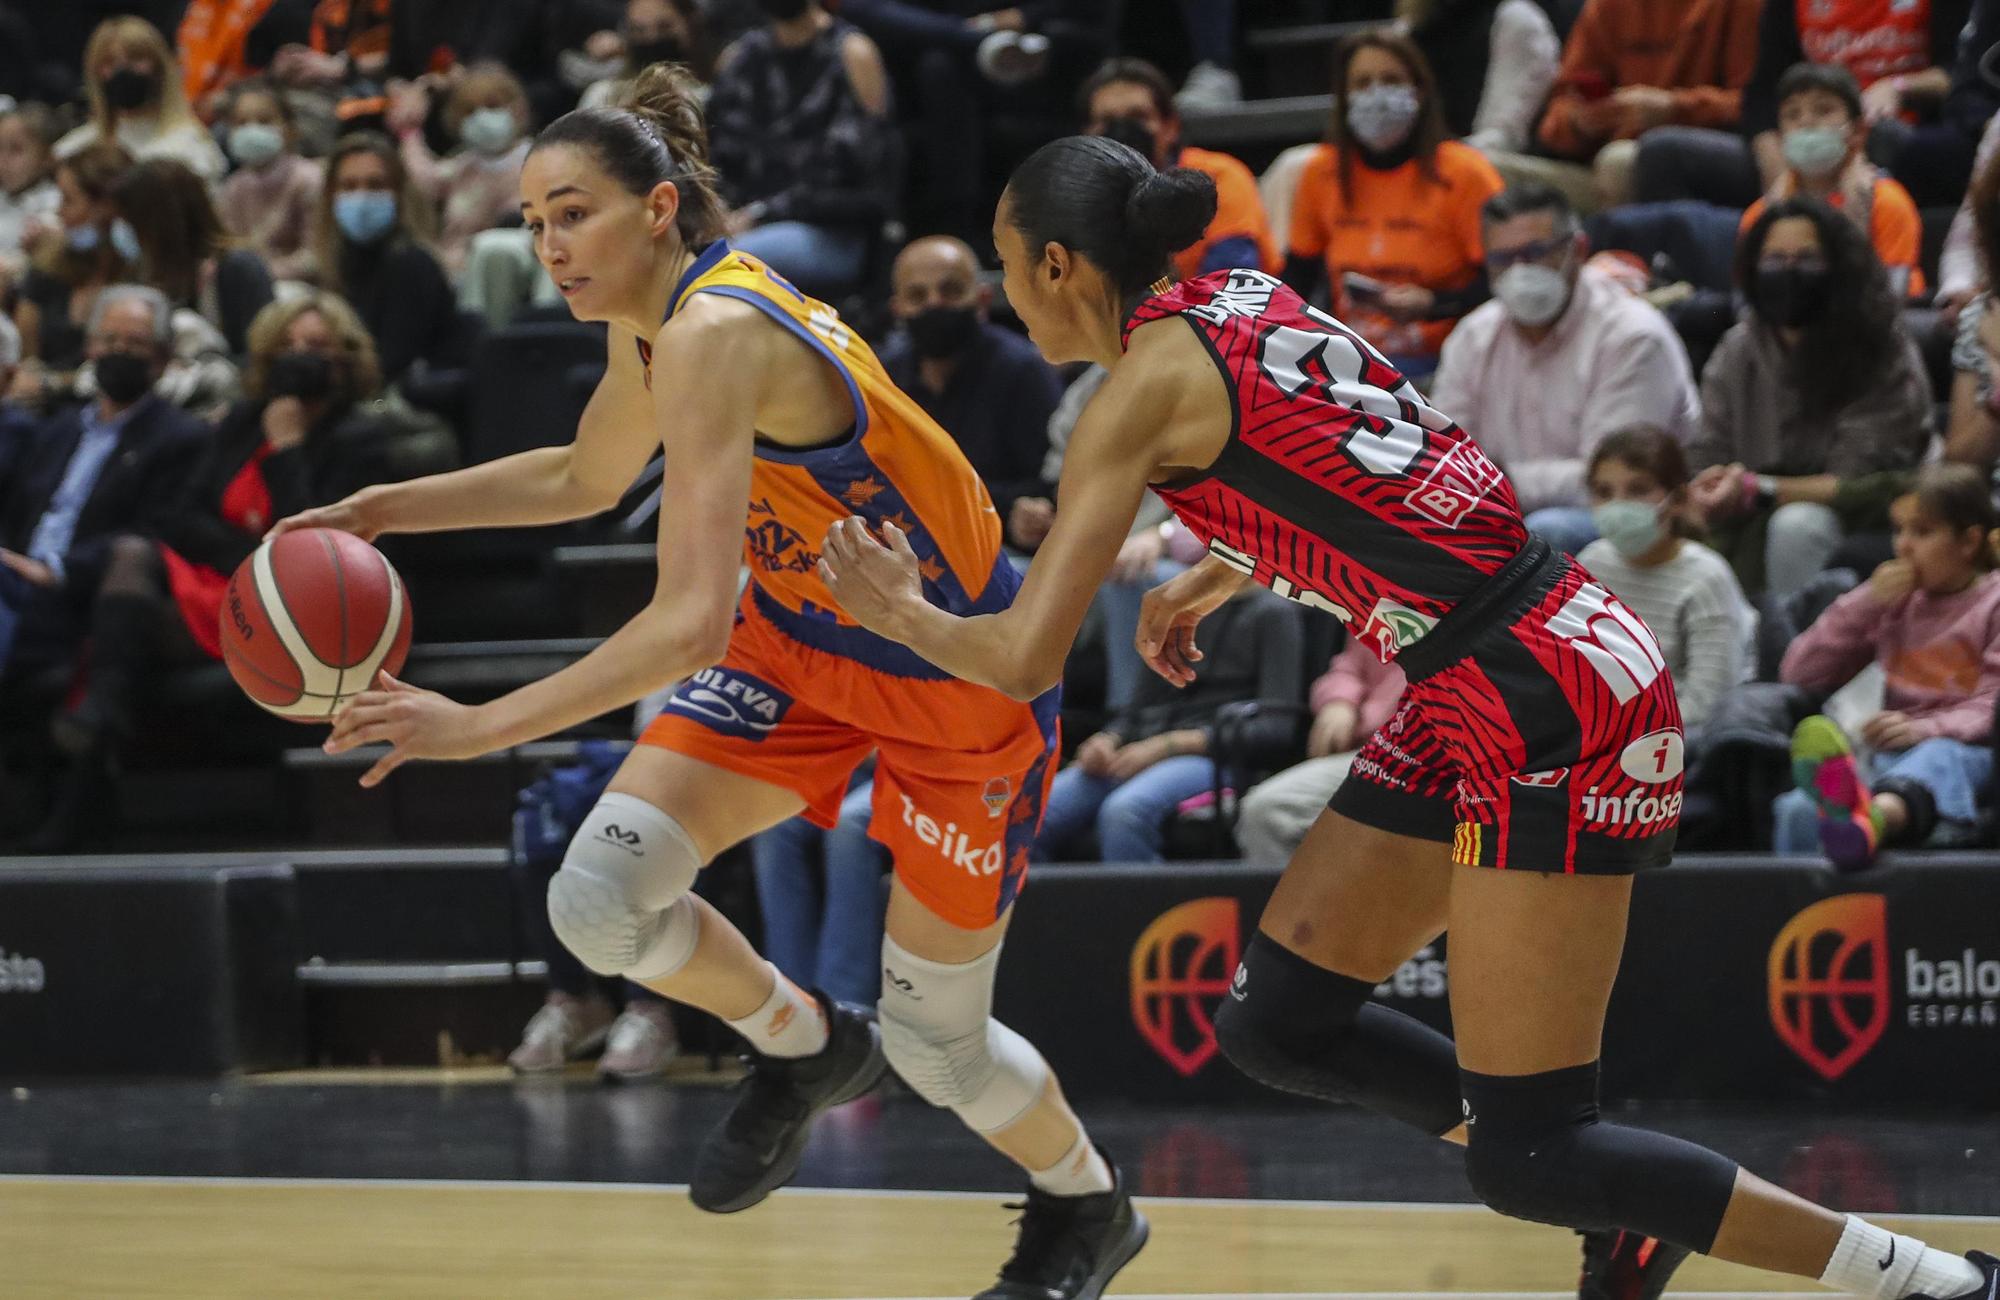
left=878, top=936, right=1050, bottom=1133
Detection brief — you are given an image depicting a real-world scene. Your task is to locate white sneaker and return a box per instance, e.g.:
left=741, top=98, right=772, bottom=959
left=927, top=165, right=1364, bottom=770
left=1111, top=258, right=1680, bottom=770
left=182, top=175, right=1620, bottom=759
left=978, top=31, right=1051, bottom=86
left=507, top=996, right=610, bottom=1074
left=596, top=1002, right=680, bottom=1081
left=1175, top=62, right=1242, bottom=112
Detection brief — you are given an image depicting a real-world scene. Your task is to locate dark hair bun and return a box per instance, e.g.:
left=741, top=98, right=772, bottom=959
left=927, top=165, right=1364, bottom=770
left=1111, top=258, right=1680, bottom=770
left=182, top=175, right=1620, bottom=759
left=1124, top=167, right=1217, bottom=262
left=626, top=61, right=712, bottom=169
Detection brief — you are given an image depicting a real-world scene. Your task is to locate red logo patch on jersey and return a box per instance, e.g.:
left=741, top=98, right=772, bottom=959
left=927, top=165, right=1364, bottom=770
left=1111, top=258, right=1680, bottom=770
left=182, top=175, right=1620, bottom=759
left=1405, top=441, right=1506, bottom=529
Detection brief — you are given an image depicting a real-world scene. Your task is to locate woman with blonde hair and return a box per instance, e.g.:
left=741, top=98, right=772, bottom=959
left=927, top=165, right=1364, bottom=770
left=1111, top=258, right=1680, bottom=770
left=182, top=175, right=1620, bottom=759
left=54, top=16, right=227, bottom=183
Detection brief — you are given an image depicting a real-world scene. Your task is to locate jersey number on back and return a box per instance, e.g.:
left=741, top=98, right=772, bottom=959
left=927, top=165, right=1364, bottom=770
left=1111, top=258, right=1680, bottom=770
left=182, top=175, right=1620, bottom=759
left=1255, top=315, right=1424, bottom=477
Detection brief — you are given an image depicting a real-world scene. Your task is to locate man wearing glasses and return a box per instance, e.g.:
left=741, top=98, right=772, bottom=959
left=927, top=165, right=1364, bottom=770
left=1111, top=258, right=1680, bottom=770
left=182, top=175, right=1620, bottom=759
left=1430, top=182, right=1700, bottom=557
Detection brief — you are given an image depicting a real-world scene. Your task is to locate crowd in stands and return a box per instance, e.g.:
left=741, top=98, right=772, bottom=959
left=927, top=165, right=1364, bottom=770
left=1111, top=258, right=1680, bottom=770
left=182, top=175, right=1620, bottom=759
left=5, top=0, right=2000, bottom=1078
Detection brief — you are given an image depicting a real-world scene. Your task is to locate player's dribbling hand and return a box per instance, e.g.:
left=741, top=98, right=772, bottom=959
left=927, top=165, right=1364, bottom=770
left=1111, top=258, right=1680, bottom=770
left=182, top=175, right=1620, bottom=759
left=325, top=673, right=494, bottom=787
left=269, top=493, right=382, bottom=542
left=820, top=516, right=924, bottom=636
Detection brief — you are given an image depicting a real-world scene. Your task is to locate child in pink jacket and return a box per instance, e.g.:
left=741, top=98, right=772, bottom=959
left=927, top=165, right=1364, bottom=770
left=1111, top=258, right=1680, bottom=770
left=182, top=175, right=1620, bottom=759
left=1779, top=464, right=2000, bottom=868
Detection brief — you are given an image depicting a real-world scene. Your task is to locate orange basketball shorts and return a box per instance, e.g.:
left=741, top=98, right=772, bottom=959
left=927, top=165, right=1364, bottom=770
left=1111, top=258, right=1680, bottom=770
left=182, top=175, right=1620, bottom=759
left=639, top=585, right=1060, bottom=929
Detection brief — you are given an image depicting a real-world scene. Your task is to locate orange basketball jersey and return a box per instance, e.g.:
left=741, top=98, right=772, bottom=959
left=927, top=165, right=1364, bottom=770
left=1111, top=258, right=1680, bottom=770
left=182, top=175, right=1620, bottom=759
left=640, top=241, right=1016, bottom=674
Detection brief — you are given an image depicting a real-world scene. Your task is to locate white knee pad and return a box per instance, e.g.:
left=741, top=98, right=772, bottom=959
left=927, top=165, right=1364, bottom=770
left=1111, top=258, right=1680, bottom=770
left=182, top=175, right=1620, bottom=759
left=878, top=936, right=1049, bottom=1133
left=547, top=793, right=704, bottom=981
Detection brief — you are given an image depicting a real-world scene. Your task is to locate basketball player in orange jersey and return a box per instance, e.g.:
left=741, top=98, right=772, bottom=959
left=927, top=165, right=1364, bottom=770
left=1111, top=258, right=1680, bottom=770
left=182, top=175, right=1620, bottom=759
left=276, top=65, right=1147, bottom=1299
left=823, top=135, right=1998, bottom=1300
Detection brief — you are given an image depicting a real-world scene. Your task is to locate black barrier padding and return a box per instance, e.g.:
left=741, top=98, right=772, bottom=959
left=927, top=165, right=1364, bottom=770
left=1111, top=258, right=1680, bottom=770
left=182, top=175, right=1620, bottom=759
left=0, top=863, right=303, bottom=1077
left=995, top=858, right=2000, bottom=1109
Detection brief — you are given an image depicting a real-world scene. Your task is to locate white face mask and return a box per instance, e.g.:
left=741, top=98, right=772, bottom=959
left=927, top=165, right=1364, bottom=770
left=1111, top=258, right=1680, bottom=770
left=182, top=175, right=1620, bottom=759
left=1347, top=84, right=1420, bottom=153
left=459, top=107, right=519, bottom=155
left=1494, top=261, right=1571, bottom=328
left=1591, top=499, right=1666, bottom=558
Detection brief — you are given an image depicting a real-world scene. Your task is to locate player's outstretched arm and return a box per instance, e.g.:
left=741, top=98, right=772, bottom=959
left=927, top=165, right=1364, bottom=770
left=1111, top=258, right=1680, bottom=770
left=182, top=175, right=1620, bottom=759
left=271, top=329, right=659, bottom=540
left=821, top=345, right=1181, bottom=701
left=323, top=304, right=761, bottom=783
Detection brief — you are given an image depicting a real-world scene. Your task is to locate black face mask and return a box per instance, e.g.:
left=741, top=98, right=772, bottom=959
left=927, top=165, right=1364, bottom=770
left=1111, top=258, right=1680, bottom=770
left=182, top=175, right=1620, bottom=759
left=628, top=37, right=687, bottom=68
left=102, top=67, right=159, bottom=111
left=1755, top=266, right=1831, bottom=329
left=906, top=305, right=980, bottom=361
left=755, top=0, right=811, bottom=21
left=266, top=351, right=337, bottom=402
left=1099, top=115, right=1161, bottom=167
left=95, top=350, right=154, bottom=404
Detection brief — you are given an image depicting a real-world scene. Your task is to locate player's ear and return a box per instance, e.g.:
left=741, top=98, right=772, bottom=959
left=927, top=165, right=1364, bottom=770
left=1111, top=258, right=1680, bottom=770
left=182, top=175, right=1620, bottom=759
left=1040, top=240, right=1069, bottom=288
left=646, top=180, right=682, bottom=240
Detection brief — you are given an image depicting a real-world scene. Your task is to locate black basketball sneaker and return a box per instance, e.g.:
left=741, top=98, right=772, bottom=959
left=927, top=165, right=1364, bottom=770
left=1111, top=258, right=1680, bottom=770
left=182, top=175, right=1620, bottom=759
left=688, top=995, right=885, bottom=1214
left=973, top=1150, right=1148, bottom=1300
left=1579, top=1229, right=1691, bottom=1300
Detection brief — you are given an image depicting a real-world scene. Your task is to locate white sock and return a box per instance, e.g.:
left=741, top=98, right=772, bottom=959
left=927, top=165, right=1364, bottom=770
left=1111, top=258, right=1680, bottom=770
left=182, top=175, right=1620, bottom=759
left=724, top=966, right=828, bottom=1059
left=1818, top=1215, right=1983, bottom=1300
left=1029, top=1132, right=1115, bottom=1198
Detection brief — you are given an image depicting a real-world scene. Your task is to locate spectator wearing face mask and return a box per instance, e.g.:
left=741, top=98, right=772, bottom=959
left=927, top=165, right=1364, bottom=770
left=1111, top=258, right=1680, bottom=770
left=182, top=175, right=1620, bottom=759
left=1689, top=198, right=1932, bottom=598
left=1740, top=63, right=1925, bottom=298
left=1428, top=183, right=1699, bottom=557
left=576, top=0, right=717, bottom=111
left=1078, top=57, right=1277, bottom=278
left=394, top=64, right=535, bottom=278
left=11, top=142, right=137, bottom=404
left=0, top=284, right=207, bottom=851
left=1283, top=31, right=1503, bottom=377
left=1576, top=427, right=1753, bottom=730
left=878, top=236, right=1063, bottom=554
left=55, top=17, right=228, bottom=184
left=217, top=79, right=323, bottom=282
left=314, top=133, right=457, bottom=384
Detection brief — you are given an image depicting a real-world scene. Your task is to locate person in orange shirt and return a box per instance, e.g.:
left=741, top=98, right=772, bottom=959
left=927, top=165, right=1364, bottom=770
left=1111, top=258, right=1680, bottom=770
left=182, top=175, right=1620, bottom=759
left=1078, top=57, right=1277, bottom=279
left=1741, top=63, right=1926, bottom=299
left=1283, top=30, right=1504, bottom=375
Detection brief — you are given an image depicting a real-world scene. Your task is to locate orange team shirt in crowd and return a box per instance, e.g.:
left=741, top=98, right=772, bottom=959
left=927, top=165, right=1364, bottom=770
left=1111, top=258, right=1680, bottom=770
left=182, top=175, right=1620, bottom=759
left=1286, top=139, right=1505, bottom=362
left=1796, top=0, right=1930, bottom=89
left=1173, top=146, right=1280, bottom=279
left=177, top=0, right=277, bottom=103
left=1740, top=176, right=1926, bottom=298
left=1537, top=0, right=1762, bottom=158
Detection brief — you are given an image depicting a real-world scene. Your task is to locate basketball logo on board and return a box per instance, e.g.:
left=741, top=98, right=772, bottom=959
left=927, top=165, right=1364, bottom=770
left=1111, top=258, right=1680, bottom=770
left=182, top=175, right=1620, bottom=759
left=1767, top=894, right=1890, bottom=1081
left=1129, top=898, right=1240, bottom=1077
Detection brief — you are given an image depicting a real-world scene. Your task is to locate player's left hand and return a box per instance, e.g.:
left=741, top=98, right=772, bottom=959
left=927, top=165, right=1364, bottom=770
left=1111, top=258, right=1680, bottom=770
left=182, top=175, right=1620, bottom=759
left=820, top=516, right=924, bottom=636
left=325, top=672, right=495, bottom=787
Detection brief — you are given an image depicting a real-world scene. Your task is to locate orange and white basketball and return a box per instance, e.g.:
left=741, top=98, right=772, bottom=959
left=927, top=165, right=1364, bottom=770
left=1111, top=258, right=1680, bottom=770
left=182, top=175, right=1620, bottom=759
left=219, top=528, right=413, bottom=722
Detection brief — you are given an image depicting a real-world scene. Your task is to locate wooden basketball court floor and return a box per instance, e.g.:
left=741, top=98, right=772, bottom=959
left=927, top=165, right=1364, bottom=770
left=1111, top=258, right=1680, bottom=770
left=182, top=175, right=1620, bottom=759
left=4, top=1176, right=1993, bottom=1300
left=1, top=1074, right=1993, bottom=1300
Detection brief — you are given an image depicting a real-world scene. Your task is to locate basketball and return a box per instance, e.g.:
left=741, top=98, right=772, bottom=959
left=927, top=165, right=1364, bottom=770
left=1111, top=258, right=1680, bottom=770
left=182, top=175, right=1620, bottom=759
left=219, top=528, right=413, bottom=722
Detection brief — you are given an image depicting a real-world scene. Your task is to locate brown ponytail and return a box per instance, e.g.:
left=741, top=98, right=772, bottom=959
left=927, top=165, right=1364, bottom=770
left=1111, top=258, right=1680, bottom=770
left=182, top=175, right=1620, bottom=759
left=531, top=61, right=727, bottom=248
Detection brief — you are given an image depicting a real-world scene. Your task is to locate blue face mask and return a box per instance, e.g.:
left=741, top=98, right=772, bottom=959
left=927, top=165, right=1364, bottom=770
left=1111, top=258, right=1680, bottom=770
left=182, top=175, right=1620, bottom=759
left=65, top=222, right=101, bottom=253
left=1591, top=499, right=1667, bottom=558
left=109, top=217, right=141, bottom=263
left=334, top=190, right=398, bottom=245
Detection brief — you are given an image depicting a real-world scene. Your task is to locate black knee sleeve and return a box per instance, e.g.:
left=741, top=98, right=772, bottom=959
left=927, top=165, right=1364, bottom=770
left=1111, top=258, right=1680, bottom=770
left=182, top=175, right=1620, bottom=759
left=1215, top=935, right=1463, bottom=1136
left=1460, top=1062, right=1738, bottom=1253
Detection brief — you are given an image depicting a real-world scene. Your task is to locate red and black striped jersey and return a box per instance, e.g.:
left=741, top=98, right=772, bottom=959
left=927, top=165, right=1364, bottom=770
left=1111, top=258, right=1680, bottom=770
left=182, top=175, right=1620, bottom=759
left=1126, top=268, right=1528, bottom=663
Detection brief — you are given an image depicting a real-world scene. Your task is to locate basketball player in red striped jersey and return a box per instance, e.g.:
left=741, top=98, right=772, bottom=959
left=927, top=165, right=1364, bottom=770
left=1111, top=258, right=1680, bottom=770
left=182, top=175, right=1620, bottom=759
left=822, top=135, right=1997, bottom=1300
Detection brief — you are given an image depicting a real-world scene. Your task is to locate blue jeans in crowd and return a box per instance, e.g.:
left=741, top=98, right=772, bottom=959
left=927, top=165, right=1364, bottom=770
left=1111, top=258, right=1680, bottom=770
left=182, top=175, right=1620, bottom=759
left=1772, top=738, right=1994, bottom=854
left=1525, top=506, right=1599, bottom=558
left=1035, top=753, right=1218, bottom=863
left=731, top=222, right=869, bottom=302
left=749, top=780, right=887, bottom=1006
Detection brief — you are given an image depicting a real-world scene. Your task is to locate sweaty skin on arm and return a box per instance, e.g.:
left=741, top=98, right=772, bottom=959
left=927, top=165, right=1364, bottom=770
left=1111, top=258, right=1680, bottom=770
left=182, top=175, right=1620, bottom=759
left=822, top=318, right=1228, bottom=701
